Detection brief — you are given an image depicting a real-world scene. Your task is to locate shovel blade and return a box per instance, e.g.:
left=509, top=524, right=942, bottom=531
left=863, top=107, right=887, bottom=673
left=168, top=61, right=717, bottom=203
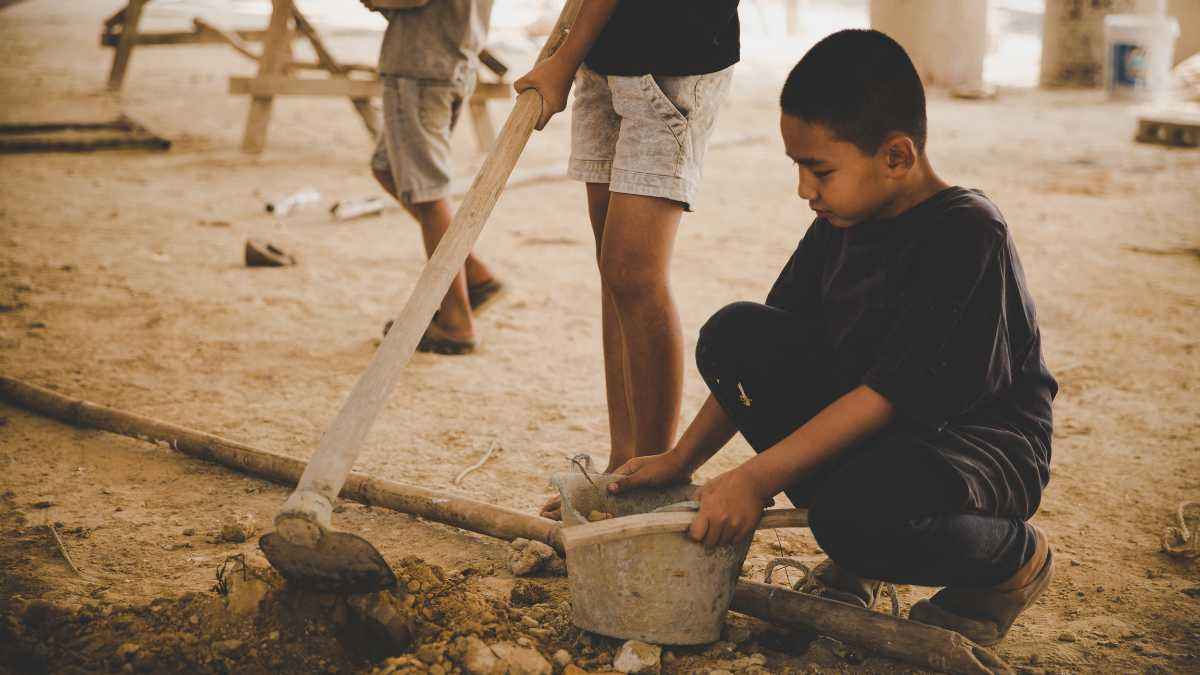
left=259, top=530, right=397, bottom=593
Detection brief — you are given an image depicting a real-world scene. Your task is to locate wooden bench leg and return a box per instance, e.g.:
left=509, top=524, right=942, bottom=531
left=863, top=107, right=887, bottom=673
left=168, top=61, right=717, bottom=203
left=107, top=0, right=148, bottom=91
left=469, top=97, right=496, bottom=153
left=241, top=0, right=293, bottom=154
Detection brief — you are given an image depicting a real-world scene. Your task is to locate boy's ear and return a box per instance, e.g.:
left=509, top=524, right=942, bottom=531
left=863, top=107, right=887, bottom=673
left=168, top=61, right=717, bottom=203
left=880, top=134, right=917, bottom=175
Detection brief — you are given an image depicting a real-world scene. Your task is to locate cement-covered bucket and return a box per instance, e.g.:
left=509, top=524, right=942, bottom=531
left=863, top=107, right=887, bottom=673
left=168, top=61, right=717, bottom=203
left=552, top=470, right=752, bottom=645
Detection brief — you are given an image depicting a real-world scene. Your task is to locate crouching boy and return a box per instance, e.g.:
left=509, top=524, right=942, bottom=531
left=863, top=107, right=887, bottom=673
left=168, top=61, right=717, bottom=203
left=610, top=30, right=1058, bottom=646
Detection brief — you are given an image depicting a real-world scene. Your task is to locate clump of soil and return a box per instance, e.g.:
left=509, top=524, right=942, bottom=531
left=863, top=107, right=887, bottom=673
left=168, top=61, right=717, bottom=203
left=0, top=552, right=589, bottom=675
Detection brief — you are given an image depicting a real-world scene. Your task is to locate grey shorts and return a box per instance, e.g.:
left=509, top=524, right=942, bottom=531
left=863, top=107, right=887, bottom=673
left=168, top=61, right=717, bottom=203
left=568, top=64, right=734, bottom=211
left=371, top=71, right=475, bottom=204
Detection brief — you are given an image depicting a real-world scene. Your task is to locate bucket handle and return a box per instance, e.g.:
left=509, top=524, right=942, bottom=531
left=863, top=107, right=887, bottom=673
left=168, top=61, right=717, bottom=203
left=560, top=507, right=809, bottom=552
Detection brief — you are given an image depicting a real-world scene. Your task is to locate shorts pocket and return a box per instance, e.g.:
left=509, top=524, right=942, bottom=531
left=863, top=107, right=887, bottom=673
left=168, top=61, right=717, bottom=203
left=417, top=81, right=459, bottom=136
left=641, top=74, right=690, bottom=149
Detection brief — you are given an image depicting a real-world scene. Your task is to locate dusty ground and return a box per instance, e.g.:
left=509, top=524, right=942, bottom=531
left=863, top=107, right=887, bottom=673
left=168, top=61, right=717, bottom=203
left=2, top=2, right=1199, bottom=674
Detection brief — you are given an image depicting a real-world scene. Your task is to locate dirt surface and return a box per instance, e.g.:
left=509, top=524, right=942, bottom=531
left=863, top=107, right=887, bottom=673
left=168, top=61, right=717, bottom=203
left=2, top=2, right=1199, bottom=674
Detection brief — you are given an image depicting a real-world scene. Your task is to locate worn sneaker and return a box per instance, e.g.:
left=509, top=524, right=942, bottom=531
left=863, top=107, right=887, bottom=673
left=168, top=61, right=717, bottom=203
left=909, top=525, right=1054, bottom=646
left=799, top=559, right=883, bottom=610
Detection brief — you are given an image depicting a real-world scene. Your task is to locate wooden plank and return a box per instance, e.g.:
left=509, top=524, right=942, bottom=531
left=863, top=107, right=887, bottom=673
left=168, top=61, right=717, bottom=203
left=291, top=7, right=379, bottom=138
left=241, top=0, right=294, bottom=153
left=101, top=29, right=292, bottom=47
left=230, top=76, right=380, bottom=98
left=468, top=98, right=497, bottom=153
left=472, top=81, right=512, bottom=100
left=106, top=0, right=148, bottom=91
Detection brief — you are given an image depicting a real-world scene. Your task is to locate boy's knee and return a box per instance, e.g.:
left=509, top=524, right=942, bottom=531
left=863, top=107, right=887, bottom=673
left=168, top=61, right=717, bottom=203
left=808, top=488, right=888, bottom=577
left=696, top=302, right=769, bottom=367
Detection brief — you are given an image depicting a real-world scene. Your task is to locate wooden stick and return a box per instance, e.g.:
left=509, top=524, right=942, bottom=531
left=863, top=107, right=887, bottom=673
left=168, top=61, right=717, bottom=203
left=106, top=0, right=147, bottom=91
left=733, top=581, right=1012, bottom=675
left=0, top=375, right=1010, bottom=675
left=278, top=0, right=582, bottom=530
left=0, top=377, right=561, bottom=550
left=47, top=522, right=86, bottom=579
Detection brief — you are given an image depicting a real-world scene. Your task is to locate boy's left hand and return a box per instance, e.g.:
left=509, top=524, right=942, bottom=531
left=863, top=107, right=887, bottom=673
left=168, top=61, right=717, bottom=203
left=689, top=468, right=772, bottom=548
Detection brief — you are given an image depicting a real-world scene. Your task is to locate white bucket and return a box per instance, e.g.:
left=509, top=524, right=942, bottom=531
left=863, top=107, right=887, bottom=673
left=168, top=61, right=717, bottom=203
left=1103, top=14, right=1180, bottom=101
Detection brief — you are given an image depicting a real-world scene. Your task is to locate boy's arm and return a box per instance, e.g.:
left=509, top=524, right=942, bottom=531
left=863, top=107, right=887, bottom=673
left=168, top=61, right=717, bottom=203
left=608, top=394, right=737, bottom=493
left=514, top=0, right=619, bottom=130
left=688, top=385, right=895, bottom=547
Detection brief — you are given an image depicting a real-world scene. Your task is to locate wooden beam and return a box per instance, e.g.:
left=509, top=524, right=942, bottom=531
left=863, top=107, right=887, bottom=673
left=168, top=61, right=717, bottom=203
left=472, top=81, right=512, bottom=100
left=230, top=76, right=380, bottom=98
left=241, top=0, right=294, bottom=153
left=291, top=7, right=379, bottom=138
left=107, top=0, right=148, bottom=91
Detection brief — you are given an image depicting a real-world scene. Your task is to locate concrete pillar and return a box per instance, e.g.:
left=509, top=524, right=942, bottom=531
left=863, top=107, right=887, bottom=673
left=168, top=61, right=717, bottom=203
left=1168, top=0, right=1200, bottom=64
left=1040, top=0, right=1167, bottom=87
left=869, top=0, right=989, bottom=92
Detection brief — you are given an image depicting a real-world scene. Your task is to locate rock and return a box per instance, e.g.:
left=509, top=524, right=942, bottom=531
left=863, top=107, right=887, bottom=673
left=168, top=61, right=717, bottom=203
left=213, top=640, right=243, bottom=655
left=511, top=579, right=550, bottom=606
left=491, top=642, right=552, bottom=675
left=222, top=565, right=274, bottom=617
left=724, top=623, right=752, bottom=645
left=520, top=615, right=540, bottom=628
left=1182, top=586, right=1200, bottom=598
left=509, top=539, right=558, bottom=577
left=414, top=643, right=442, bottom=665
left=182, top=528, right=195, bottom=536
left=31, top=498, right=54, bottom=509
left=729, top=653, right=767, bottom=670
left=1057, top=631, right=1078, bottom=643
left=217, top=515, right=258, bottom=543
left=587, top=510, right=614, bottom=522
left=347, top=591, right=415, bottom=655
left=116, top=643, right=140, bottom=660
left=552, top=649, right=572, bottom=668
left=461, top=636, right=502, bottom=675
left=612, top=641, right=661, bottom=674
left=563, top=667, right=588, bottom=675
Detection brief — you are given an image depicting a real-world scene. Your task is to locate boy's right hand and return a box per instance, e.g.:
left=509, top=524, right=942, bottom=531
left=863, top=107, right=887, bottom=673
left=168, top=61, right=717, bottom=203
left=608, top=450, right=692, bottom=494
left=514, top=55, right=577, bottom=131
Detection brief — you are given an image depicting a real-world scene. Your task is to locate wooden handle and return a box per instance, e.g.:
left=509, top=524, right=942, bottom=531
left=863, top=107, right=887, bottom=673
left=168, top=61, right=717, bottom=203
left=280, top=0, right=583, bottom=525
left=560, top=508, right=809, bottom=553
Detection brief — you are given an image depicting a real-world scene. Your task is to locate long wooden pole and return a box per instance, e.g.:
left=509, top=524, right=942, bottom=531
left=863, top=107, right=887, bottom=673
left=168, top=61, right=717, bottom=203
left=0, top=376, right=559, bottom=548
left=0, top=375, right=1011, bottom=675
left=276, top=0, right=582, bottom=536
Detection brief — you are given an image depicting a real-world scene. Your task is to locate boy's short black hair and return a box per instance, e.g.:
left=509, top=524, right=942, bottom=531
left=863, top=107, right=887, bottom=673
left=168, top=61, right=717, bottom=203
left=780, top=29, right=927, bottom=155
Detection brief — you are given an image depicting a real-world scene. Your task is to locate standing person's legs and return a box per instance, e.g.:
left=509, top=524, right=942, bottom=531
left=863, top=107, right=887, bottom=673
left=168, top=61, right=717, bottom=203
left=597, top=192, right=685, bottom=469
left=371, top=73, right=498, bottom=349
left=584, top=182, right=636, bottom=465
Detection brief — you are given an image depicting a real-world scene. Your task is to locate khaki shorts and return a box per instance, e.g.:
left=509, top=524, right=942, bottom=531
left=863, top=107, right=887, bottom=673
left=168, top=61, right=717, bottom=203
left=568, top=64, right=734, bottom=211
left=371, top=71, right=475, bottom=204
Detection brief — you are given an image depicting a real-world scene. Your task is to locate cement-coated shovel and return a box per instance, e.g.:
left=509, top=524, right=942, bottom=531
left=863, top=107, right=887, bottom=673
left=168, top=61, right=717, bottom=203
left=259, top=0, right=584, bottom=592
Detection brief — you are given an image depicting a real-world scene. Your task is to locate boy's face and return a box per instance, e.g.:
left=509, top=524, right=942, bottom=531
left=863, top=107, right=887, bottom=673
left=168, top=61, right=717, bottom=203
left=780, top=113, right=899, bottom=228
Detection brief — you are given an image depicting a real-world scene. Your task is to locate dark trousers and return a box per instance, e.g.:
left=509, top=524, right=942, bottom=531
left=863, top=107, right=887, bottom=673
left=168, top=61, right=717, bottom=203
left=695, top=302, right=1037, bottom=588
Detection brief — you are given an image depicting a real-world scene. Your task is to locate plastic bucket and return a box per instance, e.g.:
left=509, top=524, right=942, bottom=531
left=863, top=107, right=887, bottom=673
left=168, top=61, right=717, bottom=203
left=1104, top=14, right=1180, bottom=101
left=552, top=472, right=752, bottom=645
